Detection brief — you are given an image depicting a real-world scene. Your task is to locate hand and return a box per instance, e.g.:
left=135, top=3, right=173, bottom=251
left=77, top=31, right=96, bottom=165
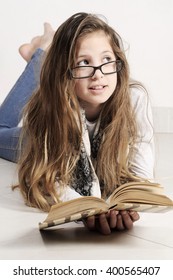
left=83, top=210, right=140, bottom=235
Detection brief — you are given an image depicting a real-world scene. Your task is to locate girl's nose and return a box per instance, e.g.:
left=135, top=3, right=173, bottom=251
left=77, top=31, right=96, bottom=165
left=91, top=68, right=104, bottom=80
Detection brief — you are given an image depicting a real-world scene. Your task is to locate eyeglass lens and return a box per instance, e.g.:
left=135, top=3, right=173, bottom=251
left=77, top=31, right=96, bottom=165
left=71, top=60, right=122, bottom=78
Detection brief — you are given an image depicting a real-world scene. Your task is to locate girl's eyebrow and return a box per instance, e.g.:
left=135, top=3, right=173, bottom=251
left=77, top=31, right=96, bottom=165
left=76, top=54, right=88, bottom=59
left=102, top=50, right=114, bottom=54
left=77, top=50, right=114, bottom=58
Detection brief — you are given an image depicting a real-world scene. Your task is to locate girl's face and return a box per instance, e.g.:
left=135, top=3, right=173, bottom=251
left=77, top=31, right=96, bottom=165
left=74, top=31, right=117, bottom=117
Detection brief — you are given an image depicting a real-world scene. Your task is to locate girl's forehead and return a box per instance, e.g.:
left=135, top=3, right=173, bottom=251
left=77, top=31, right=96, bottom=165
left=78, top=30, right=109, bottom=44
left=76, top=31, right=112, bottom=51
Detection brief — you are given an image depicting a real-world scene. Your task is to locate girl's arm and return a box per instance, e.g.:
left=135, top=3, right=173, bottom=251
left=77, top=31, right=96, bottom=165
left=129, top=88, right=155, bottom=180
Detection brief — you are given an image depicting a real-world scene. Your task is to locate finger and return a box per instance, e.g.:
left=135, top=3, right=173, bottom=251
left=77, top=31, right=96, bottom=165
left=97, top=214, right=111, bottom=235
left=109, top=210, right=118, bottom=228
left=128, top=211, right=140, bottom=222
left=120, top=211, right=133, bottom=229
left=116, top=213, right=125, bottom=230
left=85, top=216, right=96, bottom=230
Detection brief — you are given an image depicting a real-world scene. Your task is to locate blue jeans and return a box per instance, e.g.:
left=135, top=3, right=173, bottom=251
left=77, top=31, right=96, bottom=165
left=0, top=49, right=43, bottom=162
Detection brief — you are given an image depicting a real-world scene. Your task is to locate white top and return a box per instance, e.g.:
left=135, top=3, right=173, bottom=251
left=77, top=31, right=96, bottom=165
left=57, top=88, right=155, bottom=202
left=86, top=119, right=97, bottom=140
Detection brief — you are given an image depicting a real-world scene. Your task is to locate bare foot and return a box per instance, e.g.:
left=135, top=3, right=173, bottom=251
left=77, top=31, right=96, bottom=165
left=19, top=36, right=42, bottom=62
left=19, top=23, right=55, bottom=62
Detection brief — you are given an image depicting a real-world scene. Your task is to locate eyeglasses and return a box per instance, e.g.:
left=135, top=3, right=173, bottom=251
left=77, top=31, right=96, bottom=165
left=70, top=60, right=123, bottom=79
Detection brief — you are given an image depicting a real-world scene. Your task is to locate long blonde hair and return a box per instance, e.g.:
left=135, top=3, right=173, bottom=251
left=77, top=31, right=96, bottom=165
left=17, top=12, right=145, bottom=211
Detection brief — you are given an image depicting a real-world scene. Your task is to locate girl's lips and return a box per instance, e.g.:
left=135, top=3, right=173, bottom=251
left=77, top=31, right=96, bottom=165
left=89, top=85, right=107, bottom=95
left=89, top=85, right=105, bottom=90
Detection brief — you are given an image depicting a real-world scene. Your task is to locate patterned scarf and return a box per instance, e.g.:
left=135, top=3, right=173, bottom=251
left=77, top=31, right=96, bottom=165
left=71, top=112, right=103, bottom=196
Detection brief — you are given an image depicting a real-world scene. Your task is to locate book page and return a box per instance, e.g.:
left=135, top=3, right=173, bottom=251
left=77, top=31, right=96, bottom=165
left=108, top=182, right=164, bottom=206
left=43, top=196, right=108, bottom=223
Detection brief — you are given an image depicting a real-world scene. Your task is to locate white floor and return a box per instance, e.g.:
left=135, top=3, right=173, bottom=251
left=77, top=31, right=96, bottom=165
left=0, top=133, right=173, bottom=260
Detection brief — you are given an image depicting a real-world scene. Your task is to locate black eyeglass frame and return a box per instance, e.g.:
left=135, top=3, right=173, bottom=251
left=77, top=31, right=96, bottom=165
left=69, top=59, right=123, bottom=79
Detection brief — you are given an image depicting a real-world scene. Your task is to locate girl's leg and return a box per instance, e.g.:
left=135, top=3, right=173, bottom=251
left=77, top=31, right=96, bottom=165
left=0, top=22, right=54, bottom=163
left=0, top=49, right=44, bottom=162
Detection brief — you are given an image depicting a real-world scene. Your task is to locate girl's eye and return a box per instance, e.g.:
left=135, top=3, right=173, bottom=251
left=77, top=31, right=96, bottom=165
left=77, top=60, right=89, bottom=66
left=103, top=56, right=112, bottom=63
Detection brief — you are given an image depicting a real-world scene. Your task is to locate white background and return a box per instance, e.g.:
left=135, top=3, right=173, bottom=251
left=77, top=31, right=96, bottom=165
left=0, top=0, right=173, bottom=108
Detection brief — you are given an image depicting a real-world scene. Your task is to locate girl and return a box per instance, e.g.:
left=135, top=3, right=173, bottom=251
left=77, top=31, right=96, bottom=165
left=0, top=12, right=154, bottom=234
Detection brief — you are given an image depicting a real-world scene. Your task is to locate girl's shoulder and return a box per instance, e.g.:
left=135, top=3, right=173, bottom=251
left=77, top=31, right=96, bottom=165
left=130, top=84, right=149, bottom=105
left=129, top=84, right=153, bottom=140
left=129, top=84, right=149, bottom=110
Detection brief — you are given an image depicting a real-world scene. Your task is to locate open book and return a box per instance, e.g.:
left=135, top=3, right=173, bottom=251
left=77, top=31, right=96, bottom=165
left=39, top=181, right=173, bottom=230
